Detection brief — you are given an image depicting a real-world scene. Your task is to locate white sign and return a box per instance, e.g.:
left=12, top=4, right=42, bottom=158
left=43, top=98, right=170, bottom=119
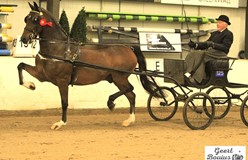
left=139, top=32, right=182, bottom=52
left=205, top=146, right=246, bottom=160
left=12, top=36, right=39, bottom=57
left=161, top=0, right=239, bottom=8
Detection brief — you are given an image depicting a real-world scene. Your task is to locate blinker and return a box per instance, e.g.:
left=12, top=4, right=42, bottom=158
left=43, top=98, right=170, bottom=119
left=39, top=18, right=53, bottom=27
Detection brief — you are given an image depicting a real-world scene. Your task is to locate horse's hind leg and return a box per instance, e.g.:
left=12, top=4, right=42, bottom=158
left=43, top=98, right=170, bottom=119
left=112, top=79, right=136, bottom=127
left=122, top=88, right=136, bottom=127
left=17, top=62, right=38, bottom=90
left=107, top=84, right=134, bottom=111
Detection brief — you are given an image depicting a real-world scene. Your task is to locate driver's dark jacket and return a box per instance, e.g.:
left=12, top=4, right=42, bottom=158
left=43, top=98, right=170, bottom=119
left=184, top=28, right=233, bottom=83
left=196, top=28, right=233, bottom=54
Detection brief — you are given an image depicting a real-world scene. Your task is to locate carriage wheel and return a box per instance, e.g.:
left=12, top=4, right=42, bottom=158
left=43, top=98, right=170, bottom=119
left=206, top=86, right=231, bottom=119
left=147, top=86, right=178, bottom=121
left=183, top=92, right=215, bottom=130
left=240, top=95, right=248, bottom=127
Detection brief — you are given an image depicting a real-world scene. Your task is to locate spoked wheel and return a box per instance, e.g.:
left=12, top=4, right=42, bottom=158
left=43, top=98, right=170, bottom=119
left=206, top=86, right=231, bottom=119
left=240, top=95, right=248, bottom=127
left=183, top=92, right=215, bottom=130
left=147, top=86, right=178, bottom=121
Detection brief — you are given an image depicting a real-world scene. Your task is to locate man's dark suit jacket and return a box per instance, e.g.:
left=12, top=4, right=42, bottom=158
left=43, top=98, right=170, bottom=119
left=196, top=28, right=233, bottom=54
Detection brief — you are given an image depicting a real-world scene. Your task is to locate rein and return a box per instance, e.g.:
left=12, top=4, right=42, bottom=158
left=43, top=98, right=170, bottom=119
left=35, top=37, right=188, bottom=47
left=39, top=52, right=136, bottom=74
left=36, top=37, right=82, bottom=45
left=39, top=50, right=141, bottom=85
left=38, top=51, right=168, bottom=80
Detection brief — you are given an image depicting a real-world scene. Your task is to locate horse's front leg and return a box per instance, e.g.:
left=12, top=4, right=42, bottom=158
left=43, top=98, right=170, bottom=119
left=51, top=85, right=68, bottom=130
left=17, top=62, right=37, bottom=90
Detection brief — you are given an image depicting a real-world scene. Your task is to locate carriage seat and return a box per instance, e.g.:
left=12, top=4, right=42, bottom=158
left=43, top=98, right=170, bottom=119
left=205, top=59, right=229, bottom=71
left=205, top=59, right=230, bottom=80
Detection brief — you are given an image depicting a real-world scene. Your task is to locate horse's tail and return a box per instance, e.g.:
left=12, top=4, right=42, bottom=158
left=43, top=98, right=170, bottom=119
left=132, top=46, right=158, bottom=96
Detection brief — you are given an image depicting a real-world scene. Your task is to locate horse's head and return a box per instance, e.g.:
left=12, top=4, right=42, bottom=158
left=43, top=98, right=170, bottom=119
left=21, top=2, right=53, bottom=44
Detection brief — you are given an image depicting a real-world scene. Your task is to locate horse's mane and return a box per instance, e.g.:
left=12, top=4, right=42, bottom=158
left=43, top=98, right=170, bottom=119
left=40, top=7, right=68, bottom=37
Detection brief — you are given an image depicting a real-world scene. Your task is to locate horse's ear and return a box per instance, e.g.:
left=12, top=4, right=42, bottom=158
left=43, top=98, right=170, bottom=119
left=28, top=2, right=35, bottom=10
left=33, top=1, right=41, bottom=12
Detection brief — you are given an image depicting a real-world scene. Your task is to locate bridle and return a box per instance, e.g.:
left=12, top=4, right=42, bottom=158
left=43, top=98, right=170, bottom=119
left=23, top=10, right=55, bottom=43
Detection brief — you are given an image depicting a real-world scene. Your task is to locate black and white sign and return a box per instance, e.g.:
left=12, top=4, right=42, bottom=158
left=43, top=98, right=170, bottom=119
left=139, top=32, right=182, bottom=52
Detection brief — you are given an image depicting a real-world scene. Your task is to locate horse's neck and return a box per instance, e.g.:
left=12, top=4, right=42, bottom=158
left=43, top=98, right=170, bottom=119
left=39, top=27, right=68, bottom=56
left=40, top=26, right=67, bottom=41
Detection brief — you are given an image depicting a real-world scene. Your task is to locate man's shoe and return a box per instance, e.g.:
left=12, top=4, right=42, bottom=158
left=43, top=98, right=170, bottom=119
left=189, top=77, right=197, bottom=84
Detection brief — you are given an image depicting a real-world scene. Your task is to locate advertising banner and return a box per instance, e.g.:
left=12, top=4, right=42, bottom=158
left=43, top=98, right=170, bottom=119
left=161, top=0, right=239, bottom=8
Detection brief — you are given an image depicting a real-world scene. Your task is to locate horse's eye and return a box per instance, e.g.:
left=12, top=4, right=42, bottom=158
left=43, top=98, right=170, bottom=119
left=33, top=17, right=39, bottom=22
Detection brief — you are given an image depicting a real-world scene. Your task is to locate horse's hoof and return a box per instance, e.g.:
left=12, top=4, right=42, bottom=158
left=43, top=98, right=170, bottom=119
left=107, top=100, right=115, bottom=111
left=29, top=85, right=35, bottom=90
left=122, top=120, right=134, bottom=127
left=50, top=120, right=66, bottom=130
left=23, top=82, right=36, bottom=90
left=122, top=114, right=135, bottom=127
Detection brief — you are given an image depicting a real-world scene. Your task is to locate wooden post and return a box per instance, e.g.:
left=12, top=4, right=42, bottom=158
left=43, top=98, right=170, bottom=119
left=245, top=0, right=248, bottom=58
left=46, top=0, right=60, bottom=20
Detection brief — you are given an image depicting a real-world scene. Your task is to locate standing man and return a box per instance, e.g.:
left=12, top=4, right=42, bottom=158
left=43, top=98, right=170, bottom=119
left=185, top=15, right=233, bottom=84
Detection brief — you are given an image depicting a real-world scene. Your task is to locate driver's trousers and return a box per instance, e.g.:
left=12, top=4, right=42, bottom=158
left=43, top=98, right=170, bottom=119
left=184, top=48, right=227, bottom=83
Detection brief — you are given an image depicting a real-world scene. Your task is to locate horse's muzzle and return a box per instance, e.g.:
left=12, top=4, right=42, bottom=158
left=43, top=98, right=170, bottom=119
left=21, top=34, right=34, bottom=44
left=20, top=36, right=29, bottom=44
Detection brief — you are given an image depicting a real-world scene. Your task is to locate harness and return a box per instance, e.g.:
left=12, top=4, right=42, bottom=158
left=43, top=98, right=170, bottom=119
left=32, top=36, right=82, bottom=86
left=22, top=9, right=143, bottom=86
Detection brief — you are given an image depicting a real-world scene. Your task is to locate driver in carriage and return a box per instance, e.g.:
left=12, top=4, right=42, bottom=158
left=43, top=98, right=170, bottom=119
left=184, top=15, right=233, bottom=84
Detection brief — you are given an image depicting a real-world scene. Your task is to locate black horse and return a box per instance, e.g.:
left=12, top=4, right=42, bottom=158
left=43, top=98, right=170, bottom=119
left=18, top=2, right=157, bottom=129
